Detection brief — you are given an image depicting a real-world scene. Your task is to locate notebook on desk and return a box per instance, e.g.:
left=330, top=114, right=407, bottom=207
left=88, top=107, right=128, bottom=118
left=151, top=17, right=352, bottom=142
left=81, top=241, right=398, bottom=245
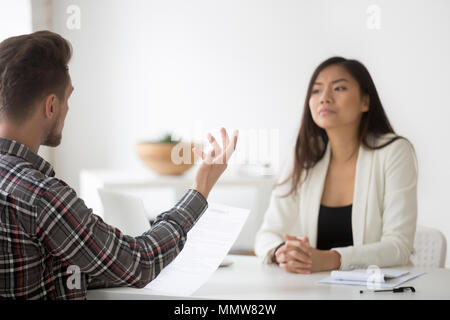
left=318, top=268, right=425, bottom=288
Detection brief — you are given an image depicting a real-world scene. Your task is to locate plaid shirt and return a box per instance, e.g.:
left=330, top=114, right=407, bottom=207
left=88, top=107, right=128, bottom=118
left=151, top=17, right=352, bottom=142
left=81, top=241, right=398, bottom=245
left=0, top=138, right=208, bottom=300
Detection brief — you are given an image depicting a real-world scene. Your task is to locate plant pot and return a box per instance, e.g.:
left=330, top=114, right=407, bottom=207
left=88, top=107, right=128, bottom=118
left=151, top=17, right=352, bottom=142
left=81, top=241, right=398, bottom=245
left=136, top=141, right=197, bottom=175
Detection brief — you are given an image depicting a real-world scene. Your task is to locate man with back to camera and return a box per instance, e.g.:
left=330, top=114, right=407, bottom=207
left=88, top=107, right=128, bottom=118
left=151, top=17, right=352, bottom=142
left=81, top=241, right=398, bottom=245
left=0, top=30, right=238, bottom=299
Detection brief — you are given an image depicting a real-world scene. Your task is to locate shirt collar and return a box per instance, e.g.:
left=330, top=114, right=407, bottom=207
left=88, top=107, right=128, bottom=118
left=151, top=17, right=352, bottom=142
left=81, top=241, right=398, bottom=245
left=0, top=137, right=55, bottom=177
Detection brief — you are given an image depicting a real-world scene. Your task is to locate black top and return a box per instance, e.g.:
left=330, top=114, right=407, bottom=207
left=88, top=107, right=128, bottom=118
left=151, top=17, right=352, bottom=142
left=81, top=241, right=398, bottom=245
left=316, top=204, right=353, bottom=251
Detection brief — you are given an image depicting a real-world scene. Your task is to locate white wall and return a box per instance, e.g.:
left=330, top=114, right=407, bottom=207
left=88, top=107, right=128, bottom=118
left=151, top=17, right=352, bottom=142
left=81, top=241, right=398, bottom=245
left=40, top=0, right=450, bottom=264
left=0, top=0, right=31, bottom=41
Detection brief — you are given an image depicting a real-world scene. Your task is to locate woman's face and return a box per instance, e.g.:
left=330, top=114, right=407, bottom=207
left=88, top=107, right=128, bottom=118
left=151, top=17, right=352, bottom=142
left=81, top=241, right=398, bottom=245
left=309, top=64, right=369, bottom=131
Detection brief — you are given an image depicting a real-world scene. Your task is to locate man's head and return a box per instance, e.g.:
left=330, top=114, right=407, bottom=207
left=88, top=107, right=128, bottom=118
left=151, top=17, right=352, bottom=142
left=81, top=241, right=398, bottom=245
left=0, top=30, right=73, bottom=147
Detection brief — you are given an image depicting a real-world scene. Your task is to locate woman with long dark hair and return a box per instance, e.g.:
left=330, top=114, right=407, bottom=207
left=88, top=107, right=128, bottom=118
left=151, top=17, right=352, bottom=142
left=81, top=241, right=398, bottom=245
left=255, top=57, right=418, bottom=273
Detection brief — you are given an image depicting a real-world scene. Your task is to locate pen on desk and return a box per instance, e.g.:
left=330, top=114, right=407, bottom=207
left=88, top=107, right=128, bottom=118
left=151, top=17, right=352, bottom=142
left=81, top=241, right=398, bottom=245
left=359, top=286, right=416, bottom=294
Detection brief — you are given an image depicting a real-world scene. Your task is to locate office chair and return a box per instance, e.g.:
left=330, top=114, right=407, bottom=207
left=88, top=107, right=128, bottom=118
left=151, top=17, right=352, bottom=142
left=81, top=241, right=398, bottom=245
left=98, top=188, right=151, bottom=237
left=411, top=225, right=447, bottom=268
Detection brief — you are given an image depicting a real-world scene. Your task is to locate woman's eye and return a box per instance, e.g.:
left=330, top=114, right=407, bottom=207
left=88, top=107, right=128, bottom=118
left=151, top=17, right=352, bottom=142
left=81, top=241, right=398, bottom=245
left=311, top=89, right=320, bottom=94
left=335, top=86, right=346, bottom=91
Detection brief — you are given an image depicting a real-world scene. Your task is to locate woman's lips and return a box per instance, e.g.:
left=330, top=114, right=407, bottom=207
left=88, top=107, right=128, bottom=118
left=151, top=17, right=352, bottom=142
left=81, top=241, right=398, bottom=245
left=318, top=108, right=335, bottom=115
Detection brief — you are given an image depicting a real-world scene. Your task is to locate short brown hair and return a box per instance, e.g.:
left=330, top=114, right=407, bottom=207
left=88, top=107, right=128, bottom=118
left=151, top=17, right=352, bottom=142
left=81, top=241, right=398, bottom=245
left=0, top=30, right=72, bottom=123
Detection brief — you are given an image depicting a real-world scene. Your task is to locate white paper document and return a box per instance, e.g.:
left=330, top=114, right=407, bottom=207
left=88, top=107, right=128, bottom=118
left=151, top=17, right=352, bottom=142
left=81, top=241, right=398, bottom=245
left=143, top=203, right=250, bottom=296
left=318, top=268, right=425, bottom=288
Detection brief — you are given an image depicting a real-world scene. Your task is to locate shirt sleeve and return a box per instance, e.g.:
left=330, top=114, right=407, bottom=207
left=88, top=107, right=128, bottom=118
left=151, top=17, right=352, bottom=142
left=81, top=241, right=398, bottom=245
left=35, top=180, right=208, bottom=288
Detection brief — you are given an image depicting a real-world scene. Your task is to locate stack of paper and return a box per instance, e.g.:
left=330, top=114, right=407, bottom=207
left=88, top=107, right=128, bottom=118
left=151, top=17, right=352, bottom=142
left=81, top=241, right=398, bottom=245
left=318, top=268, right=425, bottom=288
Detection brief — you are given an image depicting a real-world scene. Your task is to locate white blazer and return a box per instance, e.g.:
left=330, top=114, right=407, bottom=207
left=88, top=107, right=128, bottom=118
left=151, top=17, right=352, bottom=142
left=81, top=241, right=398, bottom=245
left=254, top=134, right=418, bottom=270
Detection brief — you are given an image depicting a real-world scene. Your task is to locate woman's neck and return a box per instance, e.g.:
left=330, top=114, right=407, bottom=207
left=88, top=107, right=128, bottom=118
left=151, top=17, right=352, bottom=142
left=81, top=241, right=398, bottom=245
left=326, top=126, right=360, bottom=164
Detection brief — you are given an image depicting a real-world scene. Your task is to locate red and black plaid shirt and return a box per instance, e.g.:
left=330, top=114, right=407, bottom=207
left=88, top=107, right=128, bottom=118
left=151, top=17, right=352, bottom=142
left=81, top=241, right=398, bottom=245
left=0, top=138, right=207, bottom=299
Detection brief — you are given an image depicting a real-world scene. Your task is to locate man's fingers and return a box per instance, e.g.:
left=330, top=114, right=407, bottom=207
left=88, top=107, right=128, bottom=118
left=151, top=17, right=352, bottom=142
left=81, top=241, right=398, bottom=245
left=232, top=130, right=238, bottom=150
left=207, top=133, right=222, bottom=157
left=224, top=130, right=238, bottom=163
left=220, top=127, right=230, bottom=152
left=199, top=128, right=239, bottom=165
left=195, top=145, right=214, bottom=165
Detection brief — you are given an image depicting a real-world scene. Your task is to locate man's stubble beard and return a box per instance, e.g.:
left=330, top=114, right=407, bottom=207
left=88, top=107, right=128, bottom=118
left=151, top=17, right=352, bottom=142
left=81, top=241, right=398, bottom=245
left=42, top=118, right=62, bottom=147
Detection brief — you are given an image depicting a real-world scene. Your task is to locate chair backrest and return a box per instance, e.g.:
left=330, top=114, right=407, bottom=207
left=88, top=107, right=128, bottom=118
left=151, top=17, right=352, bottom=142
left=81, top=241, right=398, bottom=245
left=411, top=225, right=447, bottom=268
left=98, top=189, right=151, bottom=237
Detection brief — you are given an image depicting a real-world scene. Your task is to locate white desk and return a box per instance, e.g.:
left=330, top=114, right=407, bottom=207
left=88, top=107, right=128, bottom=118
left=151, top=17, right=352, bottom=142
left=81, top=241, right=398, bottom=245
left=80, top=169, right=276, bottom=252
left=87, top=255, right=450, bottom=300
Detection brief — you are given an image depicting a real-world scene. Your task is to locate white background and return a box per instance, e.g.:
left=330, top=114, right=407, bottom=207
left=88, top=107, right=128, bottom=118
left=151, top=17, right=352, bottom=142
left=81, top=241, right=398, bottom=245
left=1, top=0, right=449, bottom=265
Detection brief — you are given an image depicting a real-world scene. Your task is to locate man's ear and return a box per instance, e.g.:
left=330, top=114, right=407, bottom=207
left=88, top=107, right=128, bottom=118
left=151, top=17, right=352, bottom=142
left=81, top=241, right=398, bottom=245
left=44, top=94, right=57, bottom=119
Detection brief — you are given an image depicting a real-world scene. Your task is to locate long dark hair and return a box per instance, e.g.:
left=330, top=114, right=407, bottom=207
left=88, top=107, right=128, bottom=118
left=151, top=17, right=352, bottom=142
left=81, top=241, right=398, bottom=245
left=280, top=56, right=403, bottom=196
